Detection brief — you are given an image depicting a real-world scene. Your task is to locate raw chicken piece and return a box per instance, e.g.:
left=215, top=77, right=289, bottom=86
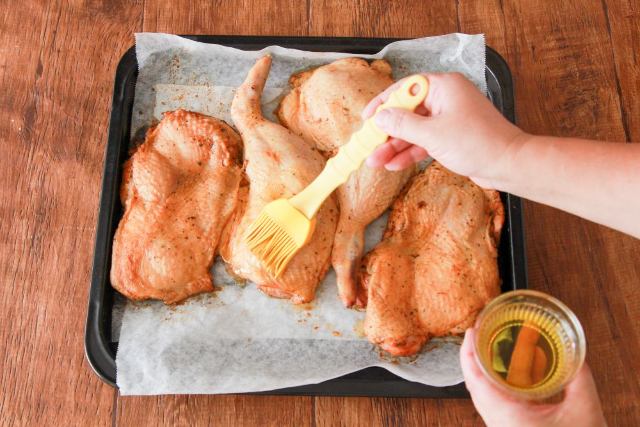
left=111, top=110, right=243, bottom=304
left=360, top=162, right=504, bottom=356
left=277, top=58, right=415, bottom=307
left=220, top=56, right=338, bottom=304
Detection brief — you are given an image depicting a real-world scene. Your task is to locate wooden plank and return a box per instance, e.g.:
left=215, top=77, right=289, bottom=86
left=602, top=0, right=640, bottom=142
left=455, top=0, right=507, bottom=55
left=315, top=397, right=482, bottom=427
left=308, top=0, right=459, bottom=37
left=142, top=0, right=310, bottom=35
left=458, top=0, right=640, bottom=423
left=502, top=0, right=626, bottom=140
left=116, top=395, right=314, bottom=427
left=115, top=1, right=315, bottom=426
left=0, top=0, right=143, bottom=425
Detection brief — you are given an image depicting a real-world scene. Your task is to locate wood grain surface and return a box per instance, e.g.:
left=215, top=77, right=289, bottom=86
left=1, top=0, right=638, bottom=425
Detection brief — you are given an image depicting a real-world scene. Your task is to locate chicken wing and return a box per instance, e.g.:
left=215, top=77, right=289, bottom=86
left=111, top=110, right=243, bottom=304
left=360, top=162, right=504, bottom=356
left=220, top=56, right=338, bottom=304
left=277, top=58, right=415, bottom=307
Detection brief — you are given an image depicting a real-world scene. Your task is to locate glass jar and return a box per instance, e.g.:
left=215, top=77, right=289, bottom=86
left=474, top=290, right=586, bottom=400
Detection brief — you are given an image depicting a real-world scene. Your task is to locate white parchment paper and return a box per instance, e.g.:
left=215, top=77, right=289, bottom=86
left=115, top=33, right=486, bottom=395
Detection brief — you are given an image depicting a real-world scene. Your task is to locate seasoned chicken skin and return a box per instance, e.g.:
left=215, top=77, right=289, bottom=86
left=111, top=110, right=243, bottom=304
left=277, top=58, right=415, bottom=307
left=220, top=56, right=338, bottom=304
left=360, top=163, right=504, bottom=356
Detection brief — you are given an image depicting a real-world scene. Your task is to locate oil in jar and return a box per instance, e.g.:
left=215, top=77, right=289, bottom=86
left=489, top=322, right=557, bottom=388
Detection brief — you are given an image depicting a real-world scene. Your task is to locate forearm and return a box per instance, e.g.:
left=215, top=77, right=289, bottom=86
left=496, top=135, right=640, bottom=238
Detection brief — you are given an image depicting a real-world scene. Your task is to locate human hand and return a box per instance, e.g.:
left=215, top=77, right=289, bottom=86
left=460, top=327, right=607, bottom=427
left=363, top=72, right=528, bottom=189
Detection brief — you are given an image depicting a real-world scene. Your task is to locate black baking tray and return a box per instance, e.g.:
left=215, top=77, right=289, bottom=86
left=85, top=36, right=527, bottom=397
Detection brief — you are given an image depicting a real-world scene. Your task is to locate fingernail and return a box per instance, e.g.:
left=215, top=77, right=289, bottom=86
left=365, top=157, right=376, bottom=168
left=375, top=109, right=390, bottom=128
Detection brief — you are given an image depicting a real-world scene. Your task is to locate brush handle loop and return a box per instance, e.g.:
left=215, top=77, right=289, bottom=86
left=375, top=74, right=430, bottom=114
left=290, top=75, right=429, bottom=218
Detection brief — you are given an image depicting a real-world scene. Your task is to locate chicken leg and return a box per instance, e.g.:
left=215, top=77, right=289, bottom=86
left=220, top=56, right=338, bottom=304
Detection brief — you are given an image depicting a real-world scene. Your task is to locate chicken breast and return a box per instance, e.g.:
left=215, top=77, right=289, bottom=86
left=111, top=110, right=243, bottom=304
left=220, top=56, right=338, bottom=304
left=360, top=162, right=504, bottom=356
left=277, top=58, right=415, bottom=307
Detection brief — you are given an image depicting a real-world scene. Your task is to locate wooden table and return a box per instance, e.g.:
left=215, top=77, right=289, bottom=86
left=2, top=0, right=639, bottom=425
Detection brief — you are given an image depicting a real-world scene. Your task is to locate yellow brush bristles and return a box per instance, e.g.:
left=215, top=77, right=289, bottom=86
left=245, top=213, right=299, bottom=277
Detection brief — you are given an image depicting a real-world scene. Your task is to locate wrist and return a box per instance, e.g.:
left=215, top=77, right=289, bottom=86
left=486, top=131, right=535, bottom=192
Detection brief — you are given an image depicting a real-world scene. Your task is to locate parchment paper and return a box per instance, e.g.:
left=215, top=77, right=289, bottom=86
left=115, top=33, right=486, bottom=395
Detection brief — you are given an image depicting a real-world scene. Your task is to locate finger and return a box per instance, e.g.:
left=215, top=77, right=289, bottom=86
left=387, top=137, right=412, bottom=152
left=375, top=108, right=432, bottom=147
left=361, top=80, right=404, bottom=119
left=415, top=103, right=430, bottom=116
left=459, top=328, right=523, bottom=407
left=384, top=145, right=428, bottom=171
left=363, top=72, right=442, bottom=120
left=459, top=328, right=487, bottom=393
left=461, top=329, right=580, bottom=426
left=361, top=96, right=384, bottom=120
left=366, top=143, right=395, bottom=168
left=365, top=138, right=411, bottom=168
left=561, top=363, right=606, bottom=424
left=563, top=363, right=601, bottom=403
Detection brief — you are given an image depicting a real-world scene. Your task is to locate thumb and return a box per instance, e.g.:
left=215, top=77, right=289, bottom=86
left=374, top=108, right=433, bottom=148
left=560, top=364, right=606, bottom=426
left=564, top=364, right=599, bottom=400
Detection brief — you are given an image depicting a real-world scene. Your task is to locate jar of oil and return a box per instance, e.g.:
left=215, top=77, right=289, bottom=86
left=474, top=290, right=586, bottom=400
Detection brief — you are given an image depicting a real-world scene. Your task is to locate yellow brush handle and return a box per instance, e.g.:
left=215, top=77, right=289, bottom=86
left=290, top=75, right=429, bottom=218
